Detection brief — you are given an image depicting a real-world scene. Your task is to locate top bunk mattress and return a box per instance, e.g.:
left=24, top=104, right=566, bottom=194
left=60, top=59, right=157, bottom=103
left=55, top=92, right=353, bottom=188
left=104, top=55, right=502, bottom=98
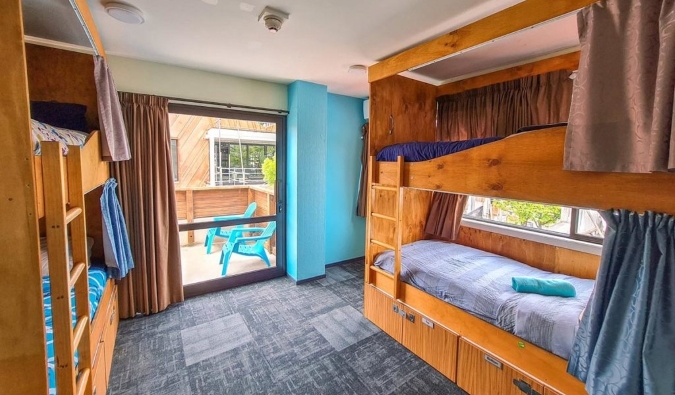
left=375, top=137, right=502, bottom=162
left=374, top=240, right=595, bottom=359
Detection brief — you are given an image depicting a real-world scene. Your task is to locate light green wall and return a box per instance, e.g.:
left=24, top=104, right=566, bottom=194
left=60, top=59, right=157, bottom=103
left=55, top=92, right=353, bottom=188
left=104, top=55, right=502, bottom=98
left=107, top=56, right=288, bottom=110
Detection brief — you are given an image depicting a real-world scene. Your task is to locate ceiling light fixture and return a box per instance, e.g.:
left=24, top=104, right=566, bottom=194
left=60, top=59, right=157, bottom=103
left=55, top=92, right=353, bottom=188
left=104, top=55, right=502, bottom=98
left=258, top=6, right=289, bottom=33
left=348, top=65, right=368, bottom=75
left=103, top=2, right=145, bottom=24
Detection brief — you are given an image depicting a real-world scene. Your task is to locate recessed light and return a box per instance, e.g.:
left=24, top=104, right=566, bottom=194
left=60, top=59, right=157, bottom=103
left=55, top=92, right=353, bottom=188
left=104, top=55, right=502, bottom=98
left=348, top=65, right=367, bottom=75
left=104, top=2, right=145, bottom=24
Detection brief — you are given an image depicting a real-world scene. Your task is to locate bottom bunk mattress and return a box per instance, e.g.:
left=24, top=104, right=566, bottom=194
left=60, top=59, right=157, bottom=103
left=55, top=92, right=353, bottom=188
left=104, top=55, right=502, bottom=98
left=44, top=266, right=109, bottom=395
left=374, top=240, right=594, bottom=359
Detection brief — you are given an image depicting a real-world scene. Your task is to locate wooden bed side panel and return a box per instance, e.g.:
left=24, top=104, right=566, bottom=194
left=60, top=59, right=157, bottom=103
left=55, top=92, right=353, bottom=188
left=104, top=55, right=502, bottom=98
left=395, top=278, right=587, bottom=395
left=393, top=127, right=675, bottom=216
left=25, top=43, right=100, bottom=131
left=455, top=226, right=600, bottom=279
left=80, top=131, right=110, bottom=193
left=400, top=188, right=433, bottom=245
left=369, top=75, right=436, bottom=155
left=0, top=1, right=49, bottom=393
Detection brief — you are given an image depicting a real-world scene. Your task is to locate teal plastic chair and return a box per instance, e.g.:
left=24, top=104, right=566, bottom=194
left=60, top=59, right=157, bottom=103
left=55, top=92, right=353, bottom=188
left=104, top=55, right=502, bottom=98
left=204, top=202, right=257, bottom=254
left=220, top=221, right=276, bottom=276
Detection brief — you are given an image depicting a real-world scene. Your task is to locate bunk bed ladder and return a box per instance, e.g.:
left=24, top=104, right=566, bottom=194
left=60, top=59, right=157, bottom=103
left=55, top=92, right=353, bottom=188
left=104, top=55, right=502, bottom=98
left=42, top=142, right=94, bottom=395
left=366, top=155, right=404, bottom=299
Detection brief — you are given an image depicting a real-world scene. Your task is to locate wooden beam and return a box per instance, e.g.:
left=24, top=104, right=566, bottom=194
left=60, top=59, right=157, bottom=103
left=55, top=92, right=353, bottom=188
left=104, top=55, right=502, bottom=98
left=437, top=51, right=580, bottom=97
left=0, top=1, right=49, bottom=394
left=71, top=0, right=107, bottom=58
left=369, top=0, right=595, bottom=82
left=377, top=127, right=675, bottom=216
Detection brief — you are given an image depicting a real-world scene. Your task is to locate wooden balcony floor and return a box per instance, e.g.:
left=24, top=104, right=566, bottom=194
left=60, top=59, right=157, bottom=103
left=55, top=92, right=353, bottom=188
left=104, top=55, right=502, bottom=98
left=180, top=228, right=277, bottom=285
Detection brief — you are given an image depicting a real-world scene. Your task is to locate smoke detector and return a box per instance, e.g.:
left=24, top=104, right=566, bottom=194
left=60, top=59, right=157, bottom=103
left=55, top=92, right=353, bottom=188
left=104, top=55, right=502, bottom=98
left=258, top=6, right=289, bottom=33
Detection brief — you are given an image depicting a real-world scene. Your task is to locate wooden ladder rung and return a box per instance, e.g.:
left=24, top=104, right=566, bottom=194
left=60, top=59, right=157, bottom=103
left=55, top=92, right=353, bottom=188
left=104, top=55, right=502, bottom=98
left=72, top=316, right=89, bottom=350
left=65, top=207, right=83, bottom=224
left=370, top=265, right=394, bottom=279
left=372, top=183, right=397, bottom=192
left=69, top=263, right=86, bottom=289
left=75, top=368, right=91, bottom=395
left=371, top=212, right=396, bottom=222
left=370, top=239, right=395, bottom=250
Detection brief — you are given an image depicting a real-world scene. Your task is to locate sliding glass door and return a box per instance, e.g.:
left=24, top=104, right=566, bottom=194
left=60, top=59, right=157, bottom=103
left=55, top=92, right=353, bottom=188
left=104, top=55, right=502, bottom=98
left=168, top=103, right=286, bottom=297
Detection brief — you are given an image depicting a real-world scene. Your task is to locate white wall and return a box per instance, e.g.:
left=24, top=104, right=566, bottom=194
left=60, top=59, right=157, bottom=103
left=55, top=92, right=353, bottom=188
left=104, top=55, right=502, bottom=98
left=107, top=56, right=288, bottom=110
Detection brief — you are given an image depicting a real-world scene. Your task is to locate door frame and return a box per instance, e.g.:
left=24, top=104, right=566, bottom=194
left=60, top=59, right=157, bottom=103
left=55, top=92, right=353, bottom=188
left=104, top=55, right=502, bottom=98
left=168, top=103, right=287, bottom=298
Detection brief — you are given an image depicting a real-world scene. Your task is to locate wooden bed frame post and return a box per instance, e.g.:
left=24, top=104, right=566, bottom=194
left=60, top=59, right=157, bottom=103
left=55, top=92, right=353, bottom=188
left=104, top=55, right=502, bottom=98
left=393, top=156, right=404, bottom=300
left=364, top=156, right=374, bottom=284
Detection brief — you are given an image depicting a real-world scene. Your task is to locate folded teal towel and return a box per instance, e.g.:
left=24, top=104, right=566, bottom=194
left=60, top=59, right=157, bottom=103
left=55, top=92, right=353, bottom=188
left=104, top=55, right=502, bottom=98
left=511, top=277, right=576, bottom=298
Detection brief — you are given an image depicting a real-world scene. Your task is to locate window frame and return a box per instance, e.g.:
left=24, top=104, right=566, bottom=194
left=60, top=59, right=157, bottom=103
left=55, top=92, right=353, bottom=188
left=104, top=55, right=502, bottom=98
left=170, top=138, right=179, bottom=183
left=462, top=196, right=604, bottom=245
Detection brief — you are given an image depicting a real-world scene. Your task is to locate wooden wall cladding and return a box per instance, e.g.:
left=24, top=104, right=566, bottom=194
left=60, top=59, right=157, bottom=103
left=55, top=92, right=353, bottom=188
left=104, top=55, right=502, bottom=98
left=369, top=75, right=437, bottom=155
left=400, top=189, right=432, bottom=245
left=25, top=44, right=99, bottom=130
left=456, top=226, right=600, bottom=279
left=84, top=186, right=104, bottom=260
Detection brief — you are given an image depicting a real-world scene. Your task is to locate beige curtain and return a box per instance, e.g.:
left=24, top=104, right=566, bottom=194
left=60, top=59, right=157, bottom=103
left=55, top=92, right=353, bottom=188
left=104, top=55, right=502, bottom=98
left=356, top=123, right=369, bottom=217
left=428, top=70, right=574, bottom=239
left=111, top=92, right=183, bottom=318
left=564, top=0, right=675, bottom=173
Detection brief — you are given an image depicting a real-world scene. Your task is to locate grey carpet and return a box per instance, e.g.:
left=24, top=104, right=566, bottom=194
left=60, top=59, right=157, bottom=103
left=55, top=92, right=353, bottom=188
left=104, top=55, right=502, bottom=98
left=108, top=261, right=468, bottom=395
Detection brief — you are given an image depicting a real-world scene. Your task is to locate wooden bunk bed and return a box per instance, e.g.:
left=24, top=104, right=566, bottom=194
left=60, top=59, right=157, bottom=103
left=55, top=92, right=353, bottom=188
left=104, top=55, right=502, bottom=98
left=363, top=1, right=675, bottom=395
left=1, top=1, right=119, bottom=394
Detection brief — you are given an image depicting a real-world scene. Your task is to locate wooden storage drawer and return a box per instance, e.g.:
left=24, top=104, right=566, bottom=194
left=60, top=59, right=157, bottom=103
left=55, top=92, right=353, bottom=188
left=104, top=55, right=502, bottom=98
left=364, top=285, right=402, bottom=341
left=401, top=305, right=458, bottom=381
left=103, top=287, right=119, bottom=380
left=457, top=339, right=545, bottom=395
left=92, top=343, right=107, bottom=395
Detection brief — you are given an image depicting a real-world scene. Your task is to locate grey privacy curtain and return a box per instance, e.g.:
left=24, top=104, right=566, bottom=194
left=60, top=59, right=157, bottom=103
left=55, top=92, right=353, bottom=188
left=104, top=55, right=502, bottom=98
left=568, top=210, right=675, bottom=394
left=356, top=123, right=369, bottom=217
left=93, top=55, right=131, bottom=161
left=111, top=93, right=184, bottom=318
left=564, top=0, right=675, bottom=173
left=427, top=70, right=574, bottom=239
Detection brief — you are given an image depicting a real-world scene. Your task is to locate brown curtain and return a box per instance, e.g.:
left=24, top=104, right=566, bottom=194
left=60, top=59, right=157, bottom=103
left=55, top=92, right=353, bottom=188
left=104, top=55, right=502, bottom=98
left=111, top=92, right=183, bottom=318
left=564, top=0, right=675, bottom=173
left=356, top=123, right=369, bottom=217
left=427, top=69, right=574, bottom=239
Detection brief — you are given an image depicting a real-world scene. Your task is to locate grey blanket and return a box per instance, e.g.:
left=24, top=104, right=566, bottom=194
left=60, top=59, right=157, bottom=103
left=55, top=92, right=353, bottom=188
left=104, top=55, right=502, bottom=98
left=374, top=240, right=594, bottom=359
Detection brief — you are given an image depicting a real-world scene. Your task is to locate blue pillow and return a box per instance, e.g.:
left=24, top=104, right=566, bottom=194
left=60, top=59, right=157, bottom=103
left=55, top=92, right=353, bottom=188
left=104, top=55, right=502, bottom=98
left=511, top=276, right=576, bottom=298
left=30, top=101, right=88, bottom=133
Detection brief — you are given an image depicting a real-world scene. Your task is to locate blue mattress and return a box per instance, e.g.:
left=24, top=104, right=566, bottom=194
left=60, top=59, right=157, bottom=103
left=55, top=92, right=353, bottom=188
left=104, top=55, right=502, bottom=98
left=44, top=266, right=108, bottom=395
left=376, top=137, right=503, bottom=162
left=374, top=240, right=594, bottom=359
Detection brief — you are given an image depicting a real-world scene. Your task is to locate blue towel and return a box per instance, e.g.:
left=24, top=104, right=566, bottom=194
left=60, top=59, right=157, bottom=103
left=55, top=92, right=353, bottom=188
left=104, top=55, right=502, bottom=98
left=511, top=277, right=576, bottom=298
left=101, top=178, right=134, bottom=279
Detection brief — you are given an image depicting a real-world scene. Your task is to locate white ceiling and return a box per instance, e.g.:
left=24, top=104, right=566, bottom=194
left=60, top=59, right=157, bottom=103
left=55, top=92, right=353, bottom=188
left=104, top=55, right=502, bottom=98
left=21, top=0, right=581, bottom=98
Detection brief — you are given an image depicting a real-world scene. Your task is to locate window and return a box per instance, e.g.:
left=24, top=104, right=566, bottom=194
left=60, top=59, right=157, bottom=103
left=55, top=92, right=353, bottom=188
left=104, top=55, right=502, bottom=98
left=170, top=139, right=178, bottom=182
left=463, top=196, right=605, bottom=243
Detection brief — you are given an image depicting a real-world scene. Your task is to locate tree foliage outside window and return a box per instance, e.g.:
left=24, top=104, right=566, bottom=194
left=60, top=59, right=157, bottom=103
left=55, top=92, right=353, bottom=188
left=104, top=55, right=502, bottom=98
left=262, top=156, right=276, bottom=186
left=493, top=199, right=562, bottom=229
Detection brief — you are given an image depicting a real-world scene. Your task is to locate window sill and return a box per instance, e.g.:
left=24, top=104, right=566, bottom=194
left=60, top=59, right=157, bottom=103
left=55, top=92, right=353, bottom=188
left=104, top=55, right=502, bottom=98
left=460, top=218, right=602, bottom=256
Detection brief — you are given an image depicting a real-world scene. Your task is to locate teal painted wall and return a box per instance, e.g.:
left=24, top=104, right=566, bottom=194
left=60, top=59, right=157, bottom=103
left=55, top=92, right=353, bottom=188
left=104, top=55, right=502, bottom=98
left=325, top=94, right=366, bottom=265
left=286, top=81, right=327, bottom=281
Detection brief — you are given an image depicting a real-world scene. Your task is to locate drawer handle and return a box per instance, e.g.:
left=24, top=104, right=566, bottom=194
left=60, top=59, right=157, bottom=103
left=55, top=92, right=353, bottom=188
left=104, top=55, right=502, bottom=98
left=110, top=309, right=115, bottom=325
left=484, top=354, right=503, bottom=370
left=421, top=316, right=435, bottom=328
left=392, top=305, right=405, bottom=317
left=512, top=379, right=541, bottom=395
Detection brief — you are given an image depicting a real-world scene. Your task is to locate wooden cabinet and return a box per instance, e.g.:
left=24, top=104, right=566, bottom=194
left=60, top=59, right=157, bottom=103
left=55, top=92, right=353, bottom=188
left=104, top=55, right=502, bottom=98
left=92, top=345, right=107, bottom=395
left=364, top=285, right=459, bottom=381
left=400, top=305, right=459, bottom=381
left=89, top=282, right=119, bottom=395
left=458, top=339, right=545, bottom=395
left=364, top=285, right=402, bottom=341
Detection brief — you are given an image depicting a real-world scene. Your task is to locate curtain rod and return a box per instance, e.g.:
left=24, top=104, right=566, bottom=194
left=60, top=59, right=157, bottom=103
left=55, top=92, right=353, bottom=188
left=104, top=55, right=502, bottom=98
left=166, top=97, right=289, bottom=115
left=69, top=0, right=100, bottom=57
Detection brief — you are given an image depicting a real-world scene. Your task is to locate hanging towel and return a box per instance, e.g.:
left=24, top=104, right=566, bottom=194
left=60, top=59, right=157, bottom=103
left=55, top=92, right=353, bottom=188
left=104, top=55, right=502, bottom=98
left=94, top=55, right=131, bottom=161
left=101, top=178, right=134, bottom=279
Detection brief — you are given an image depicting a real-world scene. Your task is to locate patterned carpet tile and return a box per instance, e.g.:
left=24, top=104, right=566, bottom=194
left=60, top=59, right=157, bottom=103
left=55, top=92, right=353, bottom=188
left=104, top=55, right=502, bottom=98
left=109, top=262, right=467, bottom=395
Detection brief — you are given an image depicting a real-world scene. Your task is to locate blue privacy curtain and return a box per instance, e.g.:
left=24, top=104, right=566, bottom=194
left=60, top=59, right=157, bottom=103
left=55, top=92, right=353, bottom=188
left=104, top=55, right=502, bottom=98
left=567, top=210, right=675, bottom=394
